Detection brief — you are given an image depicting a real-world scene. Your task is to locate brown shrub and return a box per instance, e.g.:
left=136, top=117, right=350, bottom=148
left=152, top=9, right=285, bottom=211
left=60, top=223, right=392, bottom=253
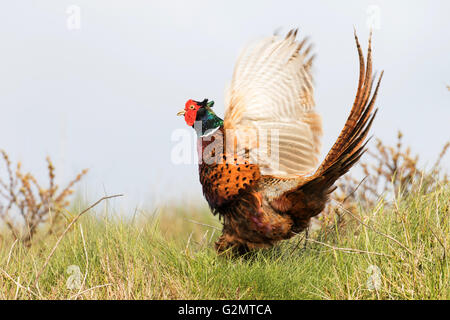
left=320, top=131, right=449, bottom=230
left=0, top=150, right=88, bottom=245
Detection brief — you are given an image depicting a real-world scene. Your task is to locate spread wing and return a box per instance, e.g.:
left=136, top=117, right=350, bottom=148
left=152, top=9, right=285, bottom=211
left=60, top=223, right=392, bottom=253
left=223, top=29, right=322, bottom=176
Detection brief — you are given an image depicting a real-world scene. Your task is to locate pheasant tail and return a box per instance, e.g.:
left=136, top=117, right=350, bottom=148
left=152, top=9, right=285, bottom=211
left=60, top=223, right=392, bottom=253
left=282, top=32, right=383, bottom=220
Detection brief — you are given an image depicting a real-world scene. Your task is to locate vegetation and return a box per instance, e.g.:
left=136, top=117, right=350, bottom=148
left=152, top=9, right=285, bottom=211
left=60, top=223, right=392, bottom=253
left=0, top=151, right=87, bottom=246
left=0, top=136, right=448, bottom=300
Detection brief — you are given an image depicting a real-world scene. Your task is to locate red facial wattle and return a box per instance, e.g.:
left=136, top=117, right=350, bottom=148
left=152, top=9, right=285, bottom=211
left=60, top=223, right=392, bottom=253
left=184, top=99, right=201, bottom=126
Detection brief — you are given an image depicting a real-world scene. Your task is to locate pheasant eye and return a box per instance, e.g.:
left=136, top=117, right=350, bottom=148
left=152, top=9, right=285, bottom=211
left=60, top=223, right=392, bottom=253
left=189, top=105, right=196, bottom=110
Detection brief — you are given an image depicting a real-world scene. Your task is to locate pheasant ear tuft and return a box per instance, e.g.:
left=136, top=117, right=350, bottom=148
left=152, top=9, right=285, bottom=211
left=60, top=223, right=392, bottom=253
left=196, top=99, right=209, bottom=107
left=196, top=98, right=214, bottom=108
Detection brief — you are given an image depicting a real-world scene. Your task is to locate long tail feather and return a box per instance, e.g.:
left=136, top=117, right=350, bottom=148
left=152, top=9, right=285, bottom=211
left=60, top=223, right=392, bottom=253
left=317, top=32, right=383, bottom=175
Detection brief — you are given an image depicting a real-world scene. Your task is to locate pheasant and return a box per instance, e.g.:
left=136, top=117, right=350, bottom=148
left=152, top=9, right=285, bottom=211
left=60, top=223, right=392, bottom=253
left=177, top=29, right=383, bottom=255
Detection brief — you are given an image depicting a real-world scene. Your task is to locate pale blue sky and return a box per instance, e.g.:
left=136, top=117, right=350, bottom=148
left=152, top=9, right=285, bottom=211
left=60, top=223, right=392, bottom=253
left=0, top=1, right=448, bottom=210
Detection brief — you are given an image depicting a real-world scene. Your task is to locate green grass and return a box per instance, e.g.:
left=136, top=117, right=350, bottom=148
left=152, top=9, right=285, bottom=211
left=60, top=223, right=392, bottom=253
left=0, top=183, right=448, bottom=300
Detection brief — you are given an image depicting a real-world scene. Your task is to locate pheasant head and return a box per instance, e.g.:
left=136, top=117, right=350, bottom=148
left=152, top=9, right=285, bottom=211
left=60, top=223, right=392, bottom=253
left=177, top=99, right=223, bottom=136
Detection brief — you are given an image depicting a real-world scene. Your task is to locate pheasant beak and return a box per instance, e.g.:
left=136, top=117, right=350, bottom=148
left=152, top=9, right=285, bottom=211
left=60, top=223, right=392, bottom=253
left=177, top=110, right=186, bottom=116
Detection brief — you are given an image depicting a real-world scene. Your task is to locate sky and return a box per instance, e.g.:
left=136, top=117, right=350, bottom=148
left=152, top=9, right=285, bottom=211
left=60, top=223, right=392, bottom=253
left=0, top=1, right=449, bottom=211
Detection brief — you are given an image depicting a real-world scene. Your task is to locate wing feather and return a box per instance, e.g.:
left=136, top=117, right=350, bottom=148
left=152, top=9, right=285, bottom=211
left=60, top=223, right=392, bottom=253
left=224, top=29, right=322, bottom=176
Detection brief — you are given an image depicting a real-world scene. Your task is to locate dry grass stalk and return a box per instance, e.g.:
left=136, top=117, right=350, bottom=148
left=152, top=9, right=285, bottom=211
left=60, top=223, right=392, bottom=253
left=33, top=194, right=123, bottom=288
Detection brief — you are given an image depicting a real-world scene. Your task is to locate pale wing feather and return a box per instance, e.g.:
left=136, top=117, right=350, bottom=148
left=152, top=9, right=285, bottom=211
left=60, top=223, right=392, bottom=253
left=224, top=30, right=322, bottom=176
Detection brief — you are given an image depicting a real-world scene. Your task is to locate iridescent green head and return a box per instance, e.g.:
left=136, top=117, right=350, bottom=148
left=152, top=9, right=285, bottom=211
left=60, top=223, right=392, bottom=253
left=177, top=99, right=223, bottom=136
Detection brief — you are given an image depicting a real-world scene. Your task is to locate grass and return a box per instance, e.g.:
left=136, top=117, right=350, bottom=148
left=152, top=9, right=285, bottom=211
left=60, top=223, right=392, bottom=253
left=0, top=181, right=448, bottom=300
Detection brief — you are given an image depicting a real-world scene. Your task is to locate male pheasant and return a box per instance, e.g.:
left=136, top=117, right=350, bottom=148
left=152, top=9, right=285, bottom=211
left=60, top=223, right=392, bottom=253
left=177, top=29, right=383, bottom=255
